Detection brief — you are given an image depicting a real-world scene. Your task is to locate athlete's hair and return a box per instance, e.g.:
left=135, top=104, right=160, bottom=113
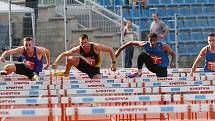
left=80, top=34, right=89, bottom=41
left=148, top=33, right=157, bottom=39
left=208, top=32, right=215, bottom=37
left=152, top=13, right=159, bottom=17
left=23, top=37, right=33, bottom=42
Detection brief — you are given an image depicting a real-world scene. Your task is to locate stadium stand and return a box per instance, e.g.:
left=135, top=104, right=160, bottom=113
left=96, top=0, right=215, bottom=57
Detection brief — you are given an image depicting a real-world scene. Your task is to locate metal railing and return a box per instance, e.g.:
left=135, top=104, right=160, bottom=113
left=38, top=0, right=140, bottom=36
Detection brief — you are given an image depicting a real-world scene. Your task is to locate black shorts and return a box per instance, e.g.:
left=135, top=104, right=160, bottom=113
left=76, top=58, right=100, bottom=79
left=15, top=63, right=39, bottom=79
left=138, top=52, right=167, bottom=77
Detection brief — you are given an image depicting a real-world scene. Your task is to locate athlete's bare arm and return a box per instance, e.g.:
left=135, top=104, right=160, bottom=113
left=163, top=44, right=176, bottom=68
left=115, top=41, right=145, bottom=58
left=0, top=47, right=24, bottom=62
left=94, top=43, right=116, bottom=71
left=191, top=46, right=207, bottom=73
left=52, top=46, right=80, bottom=69
left=37, top=47, right=51, bottom=70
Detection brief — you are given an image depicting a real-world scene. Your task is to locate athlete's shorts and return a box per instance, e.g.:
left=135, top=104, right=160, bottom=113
left=76, top=58, right=100, bottom=79
left=15, top=63, right=39, bottom=79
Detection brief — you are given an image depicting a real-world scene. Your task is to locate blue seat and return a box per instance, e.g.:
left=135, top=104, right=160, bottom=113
left=183, top=19, right=197, bottom=29
left=167, top=20, right=175, bottom=29
left=177, top=19, right=184, bottom=28
left=179, top=45, right=189, bottom=54
left=190, top=6, right=203, bottom=15
left=123, top=0, right=129, bottom=6
left=123, top=11, right=129, bottom=18
left=208, top=0, right=215, bottom=3
left=178, top=6, right=190, bottom=16
left=166, top=7, right=178, bottom=16
left=142, top=9, right=150, bottom=17
left=196, top=0, right=208, bottom=3
left=140, top=20, right=151, bottom=30
left=194, top=43, right=205, bottom=53
left=133, top=20, right=140, bottom=26
left=185, top=0, right=196, bottom=3
left=148, top=7, right=165, bottom=17
left=191, top=32, right=203, bottom=41
left=181, top=43, right=196, bottom=55
left=172, top=0, right=185, bottom=4
left=202, top=32, right=209, bottom=40
left=156, top=7, right=166, bottom=16
left=202, top=5, right=215, bottom=14
left=208, top=19, right=215, bottom=26
left=179, top=32, right=190, bottom=41
left=148, top=0, right=160, bottom=5
left=131, top=4, right=139, bottom=18
left=190, top=46, right=199, bottom=55
left=149, top=8, right=158, bottom=16
left=98, top=0, right=111, bottom=7
left=114, top=0, right=121, bottom=6
left=167, top=31, right=175, bottom=42
left=197, top=18, right=209, bottom=28
left=140, top=20, right=146, bottom=29
left=160, top=0, right=171, bottom=4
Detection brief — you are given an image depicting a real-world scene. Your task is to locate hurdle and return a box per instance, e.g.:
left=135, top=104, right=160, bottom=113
left=0, top=68, right=215, bottom=121
left=64, top=104, right=215, bottom=121
left=0, top=104, right=214, bottom=121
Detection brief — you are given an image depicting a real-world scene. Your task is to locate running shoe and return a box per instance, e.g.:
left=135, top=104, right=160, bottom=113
left=128, top=72, right=142, bottom=78
left=54, top=72, right=64, bottom=76
left=0, top=71, right=7, bottom=75
left=90, top=102, right=98, bottom=107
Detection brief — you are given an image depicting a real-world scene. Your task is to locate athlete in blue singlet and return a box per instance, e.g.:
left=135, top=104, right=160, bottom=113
left=192, top=33, right=215, bottom=73
left=0, top=37, right=50, bottom=80
left=115, top=33, right=176, bottom=77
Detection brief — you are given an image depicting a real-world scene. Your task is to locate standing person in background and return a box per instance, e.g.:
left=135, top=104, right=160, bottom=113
left=123, top=20, right=135, bottom=68
left=133, top=0, right=148, bottom=8
left=150, top=13, right=170, bottom=41
left=191, top=33, right=215, bottom=74
left=0, top=37, right=50, bottom=81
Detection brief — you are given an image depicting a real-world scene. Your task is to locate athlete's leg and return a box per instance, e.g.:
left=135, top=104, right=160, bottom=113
left=138, top=52, right=167, bottom=77
left=129, top=52, right=154, bottom=78
left=31, top=72, right=40, bottom=81
left=31, top=75, right=40, bottom=81
left=92, top=74, right=101, bottom=79
left=64, top=56, right=80, bottom=77
left=1, top=64, right=16, bottom=75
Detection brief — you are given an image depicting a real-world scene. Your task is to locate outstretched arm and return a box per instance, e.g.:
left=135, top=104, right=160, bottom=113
left=115, top=41, right=145, bottom=58
left=52, top=46, right=79, bottom=69
left=163, top=44, right=176, bottom=68
left=191, top=47, right=207, bottom=73
left=160, top=21, right=170, bottom=39
left=39, top=47, right=51, bottom=70
left=94, top=44, right=116, bottom=71
left=161, top=28, right=170, bottom=39
left=0, top=47, right=23, bottom=62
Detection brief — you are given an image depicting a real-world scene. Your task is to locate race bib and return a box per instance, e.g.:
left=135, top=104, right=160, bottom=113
left=208, top=61, right=215, bottom=71
left=25, top=61, right=35, bottom=70
left=83, top=57, right=95, bottom=66
left=151, top=55, right=162, bottom=64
